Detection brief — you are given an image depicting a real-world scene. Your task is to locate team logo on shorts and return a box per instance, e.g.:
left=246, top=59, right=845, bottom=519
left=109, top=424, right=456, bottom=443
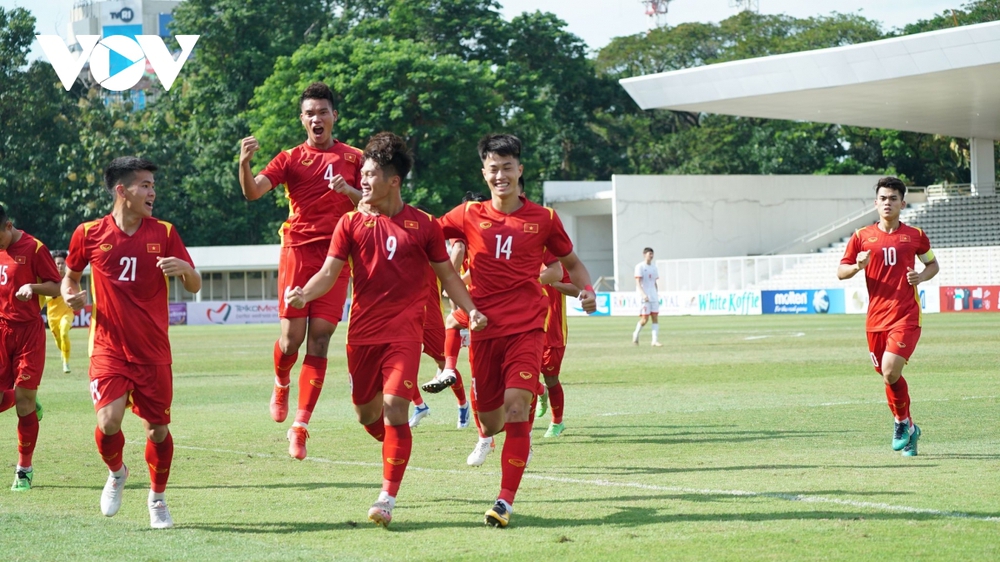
left=147, top=243, right=161, bottom=253
left=164, top=408, right=170, bottom=415
left=480, top=221, right=492, bottom=229
left=100, top=244, right=113, bottom=252
left=386, top=457, right=406, bottom=465
left=300, top=159, right=314, bottom=166
left=14, top=255, right=25, bottom=264
left=15, top=374, right=30, bottom=383
left=508, top=459, right=526, bottom=468
left=519, top=371, right=533, bottom=380
left=403, top=380, right=413, bottom=389
left=523, top=223, right=539, bottom=233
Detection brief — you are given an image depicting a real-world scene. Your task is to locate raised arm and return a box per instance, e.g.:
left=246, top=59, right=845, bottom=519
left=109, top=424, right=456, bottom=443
left=239, top=136, right=274, bottom=201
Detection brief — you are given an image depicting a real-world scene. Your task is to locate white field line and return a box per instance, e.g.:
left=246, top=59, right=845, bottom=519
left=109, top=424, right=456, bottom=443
left=174, top=444, right=1000, bottom=523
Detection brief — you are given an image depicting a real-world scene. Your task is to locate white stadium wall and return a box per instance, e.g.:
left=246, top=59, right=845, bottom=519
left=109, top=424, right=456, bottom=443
left=611, top=174, right=885, bottom=290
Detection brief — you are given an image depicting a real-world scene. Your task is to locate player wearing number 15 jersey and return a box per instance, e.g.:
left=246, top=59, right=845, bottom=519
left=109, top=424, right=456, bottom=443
left=839, top=176, right=939, bottom=457
left=240, top=82, right=364, bottom=460
left=286, top=132, right=484, bottom=528
left=438, top=134, right=597, bottom=528
left=63, top=157, right=201, bottom=529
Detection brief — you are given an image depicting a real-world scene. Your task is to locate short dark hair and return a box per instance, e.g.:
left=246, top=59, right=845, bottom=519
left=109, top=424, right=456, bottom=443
left=643, top=247, right=654, bottom=254
left=478, top=134, right=522, bottom=162
left=103, top=157, right=157, bottom=195
left=875, top=176, right=906, bottom=198
left=462, top=191, right=489, bottom=202
left=300, top=82, right=336, bottom=111
left=364, top=132, right=412, bottom=181
left=51, top=249, right=68, bottom=259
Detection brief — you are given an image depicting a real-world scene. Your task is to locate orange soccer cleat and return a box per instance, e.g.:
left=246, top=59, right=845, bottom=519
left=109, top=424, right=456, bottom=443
left=270, top=385, right=289, bottom=423
left=287, top=426, right=309, bottom=460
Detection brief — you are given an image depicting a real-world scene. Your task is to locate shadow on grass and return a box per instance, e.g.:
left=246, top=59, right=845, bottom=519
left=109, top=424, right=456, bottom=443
left=539, top=428, right=853, bottom=446
left=920, top=453, right=1000, bottom=460
left=41, top=481, right=372, bottom=492
left=536, top=464, right=938, bottom=476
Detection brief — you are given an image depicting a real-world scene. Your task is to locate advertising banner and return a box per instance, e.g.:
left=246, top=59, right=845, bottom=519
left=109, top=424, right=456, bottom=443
left=940, top=286, right=1000, bottom=312
left=692, top=290, right=762, bottom=316
left=918, top=285, right=940, bottom=314
left=187, top=301, right=280, bottom=325
left=168, top=302, right=188, bottom=326
left=762, top=289, right=845, bottom=314
left=567, top=292, right=611, bottom=317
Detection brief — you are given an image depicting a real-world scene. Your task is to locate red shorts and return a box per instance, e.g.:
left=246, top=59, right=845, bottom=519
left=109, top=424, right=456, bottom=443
left=89, top=355, right=173, bottom=425
left=867, top=327, right=921, bottom=373
left=278, top=242, right=350, bottom=323
left=468, top=330, right=544, bottom=412
left=451, top=308, right=469, bottom=329
left=422, top=307, right=445, bottom=362
left=347, top=341, right=421, bottom=405
left=541, top=346, right=566, bottom=378
left=0, top=319, right=45, bottom=391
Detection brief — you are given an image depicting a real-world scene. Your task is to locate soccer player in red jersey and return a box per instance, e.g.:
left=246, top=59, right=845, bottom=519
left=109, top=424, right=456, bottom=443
left=838, top=176, right=939, bottom=457
left=239, top=82, right=363, bottom=459
left=535, top=253, right=580, bottom=438
left=0, top=205, right=61, bottom=492
left=286, top=132, right=485, bottom=528
left=62, top=157, right=201, bottom=528
left=438, top=134, right=597, bottom=527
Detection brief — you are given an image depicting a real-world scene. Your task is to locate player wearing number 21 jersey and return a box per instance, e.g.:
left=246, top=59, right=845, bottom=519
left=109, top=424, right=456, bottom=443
left=285, top=132, right=484, bottom=528
left=438, top=133, right=597, bottom=528
left=839, top=176, right=938, bottom=458
left=63, top=157, right=201, bottom=529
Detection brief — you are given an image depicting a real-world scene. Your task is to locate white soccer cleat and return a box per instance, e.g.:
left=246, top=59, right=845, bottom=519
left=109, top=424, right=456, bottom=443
left=148, top=499, right=174, bottom=529
left=408, top=404, right=431, bottom=427
left=100, top=466, right=129, bottom=517
left=368, top=499, right=393, bottom=528
left=421, top=369, right=457, bottom=394
left=467, top=437, right=495, bottom=467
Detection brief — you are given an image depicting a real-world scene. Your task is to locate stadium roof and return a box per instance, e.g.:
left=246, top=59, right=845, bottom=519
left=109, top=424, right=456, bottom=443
left=620, top=21, right=1000, bottom=140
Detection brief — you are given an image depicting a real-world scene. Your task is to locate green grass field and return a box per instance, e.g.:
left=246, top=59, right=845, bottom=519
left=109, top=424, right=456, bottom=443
left=1, top=314, right=998, bottom=561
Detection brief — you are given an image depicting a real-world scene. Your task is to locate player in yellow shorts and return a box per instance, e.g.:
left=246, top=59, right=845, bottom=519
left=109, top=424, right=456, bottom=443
left=46, top=250, right=73, bottom=373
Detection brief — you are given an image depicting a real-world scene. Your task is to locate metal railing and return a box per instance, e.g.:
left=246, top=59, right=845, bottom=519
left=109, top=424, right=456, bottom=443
left=765, top=205, right=876, bottom=255
left=926, top=183, right=975, bottom=201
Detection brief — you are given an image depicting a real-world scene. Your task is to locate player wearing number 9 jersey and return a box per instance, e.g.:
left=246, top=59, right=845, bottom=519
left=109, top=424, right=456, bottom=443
left=240, top=82, right=364, bottom=460
left=438, top=134, right=597, bottom=528
left=63, top=157, right=201, bottom=529
left=284, top=132, right=484, bottom=528
left=839, top=176, right=939, bottom=458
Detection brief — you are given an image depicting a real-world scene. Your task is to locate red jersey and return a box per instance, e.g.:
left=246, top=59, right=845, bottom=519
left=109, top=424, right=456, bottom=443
left=330, top=206, right=449, bottom=345
left=542, top=251, right=569, bottom=348
left=67, top=216, right=194, bottom=364
left=439, top=196, right=574, bottom=341
left=259, top=141, right=363, bottom=247
left=425, top=266, right=442, bottom=317
left=841, top=222, right=932, bottom=331
left=0, top=232, right=61, bottom=324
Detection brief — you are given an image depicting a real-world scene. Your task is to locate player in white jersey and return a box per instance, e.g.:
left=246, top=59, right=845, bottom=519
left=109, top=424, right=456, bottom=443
left=632, top=247, right=662, bottom=347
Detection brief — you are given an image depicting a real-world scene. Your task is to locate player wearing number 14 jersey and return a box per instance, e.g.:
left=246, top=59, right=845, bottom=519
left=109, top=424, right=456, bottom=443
left=63, top=157, right=201, bottom=528
left=839, top=176, right=939, bottom=457
left=438, top=134, right=597, bottom=527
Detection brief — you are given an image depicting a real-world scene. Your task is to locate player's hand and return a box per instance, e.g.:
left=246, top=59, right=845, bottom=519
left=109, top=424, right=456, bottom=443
left=856, top=250, right=871, bottom=270
left=65, top=289, right=87, bottom=311
left=906, top=266, right=921, bottom=286
left=240, top=136, right=259, bottom=162
left=157, top=257, right=192, bottom=277
left=468, top=309, right=487, bottom=331
left=15, top=284, right=34, bottom=301
left=328, top=174, right=357, bottom=195
left=579, top=289, right=597, bottom=314
left=642, top=295, right=649, bottom=303
left=284, top=286, right=306, bottom=309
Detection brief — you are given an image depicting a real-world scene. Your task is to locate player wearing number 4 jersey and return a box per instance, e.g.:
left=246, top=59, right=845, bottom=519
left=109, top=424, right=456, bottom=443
left=839, top=176, right=939, bottom=457
left=240, top=82, right=363, bottom=460
left=63, top=157, right=202, bottom=528
left=286, top=132, right=485, bottom=528
left=439, top=134, right=597, bottom=528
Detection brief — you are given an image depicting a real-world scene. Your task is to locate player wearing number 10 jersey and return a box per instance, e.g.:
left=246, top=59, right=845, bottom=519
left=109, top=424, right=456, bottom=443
left=63, top=157, right=201, bottom=529
left=438, top=134, right=597, bottom=528
left=286, top=132, right=484, bottom=528
left=239, top=82, right=364, bottom=460
left=839, top=176, right=939, bottom=457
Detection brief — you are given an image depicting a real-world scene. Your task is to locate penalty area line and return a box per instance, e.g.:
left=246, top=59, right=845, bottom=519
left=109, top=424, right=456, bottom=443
left=174, top=444, right=999, bottom=522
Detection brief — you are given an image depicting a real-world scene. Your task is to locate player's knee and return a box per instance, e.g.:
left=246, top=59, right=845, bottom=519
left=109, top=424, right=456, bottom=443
left=146, top=425, right=169, bottom=443
left=543, top=376, right=559, bottom=388
left=279, top=335, right=303, bottom=354
left=14, top=391, right=36, bottom=416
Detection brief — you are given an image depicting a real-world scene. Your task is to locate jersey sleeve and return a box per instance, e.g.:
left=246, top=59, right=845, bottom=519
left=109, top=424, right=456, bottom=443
left=840, top=231, right=862, bottom=265
left=544, top=210, right=573, bottom=258
left=33, top=242, right=62, bottom=284
left=634, top=263, right=642, bottom=278
left=425, top=220, right=450, bottom=263
left=542, top=250, right=560, bottom=267
left=916, top=229, right=934, bottom=263
left=165, top=224, right=194, bottom=268
left=328, top=213, right=354, bottom=261
left=438, top=205, right=466, bottom=240
left=66, top=224, right=90, bottom=272
left=259, top=150, right=289, bottom=189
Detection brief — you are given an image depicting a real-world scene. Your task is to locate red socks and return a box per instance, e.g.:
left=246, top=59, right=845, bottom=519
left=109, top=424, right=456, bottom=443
left=273, top=341, right=297, bottom=386
left=95, top=428, right=125, bottom=472
left=498, top=421, right=532, bottom=505
left=451, top=371, right=466, bottom=404
left=444, top=328, right=461, bottom=370
left=382, top=423, right=412, bottom=497
left=17, top=410, right=39, bottom=467
left=145, top=433, right=173, bottom=493
left=549, top=382, right=565, bottom=424
left=364, top=420, right=385, bottom=442
left=0, top=390, right=14, bottom=413
left=886, top=376, right=911, bottom=422
left=295, top=355, right=327, bottom=424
